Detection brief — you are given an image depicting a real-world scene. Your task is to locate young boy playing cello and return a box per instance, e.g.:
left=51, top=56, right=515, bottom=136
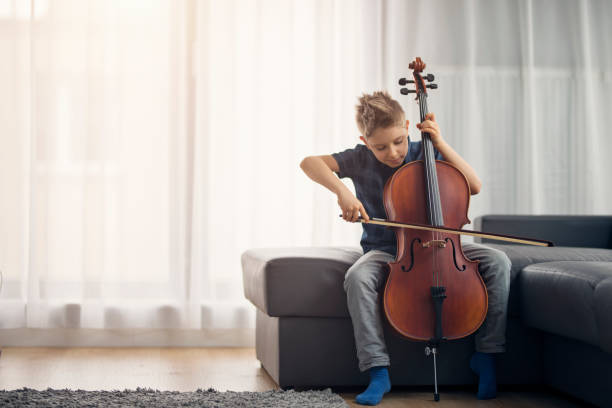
left=300, top=91, right=511, bottom=405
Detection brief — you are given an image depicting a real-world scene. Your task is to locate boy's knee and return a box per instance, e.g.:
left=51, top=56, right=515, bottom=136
left=495, top=251, right=511, bottom=270
left=483, top=247, right=511, bottom=269
left=344, top=266, right=378, bottom=293
left=490, top=249, right=511, bottom=285
left=476, top=247, right=512, bottom=288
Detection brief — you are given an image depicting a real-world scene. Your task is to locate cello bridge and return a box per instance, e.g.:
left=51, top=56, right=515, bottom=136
left=423, top=240, right=447, bottom=248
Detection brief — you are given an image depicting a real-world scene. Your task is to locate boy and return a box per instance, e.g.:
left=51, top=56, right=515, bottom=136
left=300, top=91, right=511, bottom=405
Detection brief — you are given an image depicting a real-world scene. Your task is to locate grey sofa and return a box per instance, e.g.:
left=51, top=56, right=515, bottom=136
left=241, top=215, right=612, bottom=407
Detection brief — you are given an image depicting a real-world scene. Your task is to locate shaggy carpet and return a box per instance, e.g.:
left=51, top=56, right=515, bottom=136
left=0, top=387, right=348, bottom=407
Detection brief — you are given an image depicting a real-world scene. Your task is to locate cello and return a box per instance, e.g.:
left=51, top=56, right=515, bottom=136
left=383, top=57, right=485, bottom=401
left=381, top=58, right=547, bottom=401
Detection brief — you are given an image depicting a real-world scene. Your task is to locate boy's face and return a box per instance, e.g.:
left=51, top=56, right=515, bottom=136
left=360, top=120, right=409, bottom=168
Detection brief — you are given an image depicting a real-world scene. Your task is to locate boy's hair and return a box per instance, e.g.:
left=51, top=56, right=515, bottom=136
left=355, top=90, right=405, bottom=138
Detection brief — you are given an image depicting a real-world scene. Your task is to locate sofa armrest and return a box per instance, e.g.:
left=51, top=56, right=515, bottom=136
left=241, top=247, right=362, bottom=317
left=473, top=215, right=612, bottom=249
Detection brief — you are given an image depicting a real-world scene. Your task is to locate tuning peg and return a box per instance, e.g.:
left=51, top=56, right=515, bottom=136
left=424, top=74, right=435, bottom=82
left=426, top=84, right=438, bottom=89
left=400, top=88, right=416, bottom=95
left=399, top=78, right=414, bottom=85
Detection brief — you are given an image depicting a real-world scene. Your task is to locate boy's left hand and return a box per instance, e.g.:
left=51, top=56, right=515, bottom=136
left=416, top=112, right=442, bottom=146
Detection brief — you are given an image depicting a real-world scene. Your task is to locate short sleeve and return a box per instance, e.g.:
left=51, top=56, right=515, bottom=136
left=331, top=145, right=363, bottom=179
left=407, top=140, right=444, bottom=162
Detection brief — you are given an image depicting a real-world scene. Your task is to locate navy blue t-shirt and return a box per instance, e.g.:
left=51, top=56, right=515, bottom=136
left=332, top=139, right=444, bottom=256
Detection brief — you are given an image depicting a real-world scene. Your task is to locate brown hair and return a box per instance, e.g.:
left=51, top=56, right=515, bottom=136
left=355, top=90, right=405, bottom=138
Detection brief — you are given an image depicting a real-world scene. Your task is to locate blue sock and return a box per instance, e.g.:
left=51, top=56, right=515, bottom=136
left=470, top=351, right=497, bottom=399
left=355, top=366, right=391, bottom=406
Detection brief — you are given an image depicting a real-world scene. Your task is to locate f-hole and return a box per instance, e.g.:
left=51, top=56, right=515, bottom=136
left=444, top=237, right=466, bottom=271
left=401, top=238, right=422, bottom=272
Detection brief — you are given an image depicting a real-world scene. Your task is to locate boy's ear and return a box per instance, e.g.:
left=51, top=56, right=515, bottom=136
left=359, top=135, right=368, bottom=146
left=405, top=119, right=410, bottom=129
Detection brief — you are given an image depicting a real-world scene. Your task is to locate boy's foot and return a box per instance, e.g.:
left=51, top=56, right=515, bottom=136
left=470, top=351, right=497, bottom=399
left=355, top=366, right=391, bottom=406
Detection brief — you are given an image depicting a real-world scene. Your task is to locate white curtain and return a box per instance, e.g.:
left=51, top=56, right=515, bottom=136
left=0, top=0, right=610, bottom=342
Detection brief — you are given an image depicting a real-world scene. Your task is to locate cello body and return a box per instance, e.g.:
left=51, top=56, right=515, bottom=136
left=383, top=160, right=487, bottom=341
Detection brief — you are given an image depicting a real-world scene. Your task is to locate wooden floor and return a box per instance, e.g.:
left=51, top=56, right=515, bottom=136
left=0, top=348, right=591, bottom=407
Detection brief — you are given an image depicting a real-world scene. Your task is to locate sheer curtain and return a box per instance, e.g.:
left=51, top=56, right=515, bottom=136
left=0, top=0, right=610, bottom=345
left=0, top=0, right=207, bottom=336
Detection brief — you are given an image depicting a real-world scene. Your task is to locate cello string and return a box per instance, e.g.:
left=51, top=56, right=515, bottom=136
left=419, top=92, right=438, bottom=287
left=418, top=94, right=431, bottom=284
left=430, top=96, right=444, bottom=288
left=421, top=93, right=442, bottom=288
left=427, top=95, right=442, bottom=288
left=423, top=95, right=436, bottom=287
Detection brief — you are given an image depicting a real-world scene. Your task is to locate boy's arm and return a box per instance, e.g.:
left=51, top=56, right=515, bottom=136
left=300, top=155, right=370, bottom=222
left=433, top=141, right=482, bottom=195
left=417, top=113, right=482, bottom=195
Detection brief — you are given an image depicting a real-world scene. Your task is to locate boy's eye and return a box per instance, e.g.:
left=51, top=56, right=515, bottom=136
left=376, top=146, right=386, bottom=151
left=394, top=140, right=402, bottom=145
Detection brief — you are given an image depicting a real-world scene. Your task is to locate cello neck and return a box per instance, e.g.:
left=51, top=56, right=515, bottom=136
left=418, top=92, right=444, bottom=227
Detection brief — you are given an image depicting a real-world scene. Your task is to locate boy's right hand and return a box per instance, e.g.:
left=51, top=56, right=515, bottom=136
left=338, top=190, right=370, bottom=222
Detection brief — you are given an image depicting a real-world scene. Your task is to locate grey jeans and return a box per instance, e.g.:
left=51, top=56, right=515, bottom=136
left=343, top=242, right=512, bottom=372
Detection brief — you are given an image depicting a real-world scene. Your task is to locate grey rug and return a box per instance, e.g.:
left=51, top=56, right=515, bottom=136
left=0, top=387, right=348, bottom=407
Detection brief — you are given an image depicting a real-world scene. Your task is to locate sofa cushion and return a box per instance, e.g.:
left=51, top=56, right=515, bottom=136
left=241, top=247, right=362, bottom=317
left=519, top=261, right=612, bottom=353
left=484, top=244, right=612, bottom=317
